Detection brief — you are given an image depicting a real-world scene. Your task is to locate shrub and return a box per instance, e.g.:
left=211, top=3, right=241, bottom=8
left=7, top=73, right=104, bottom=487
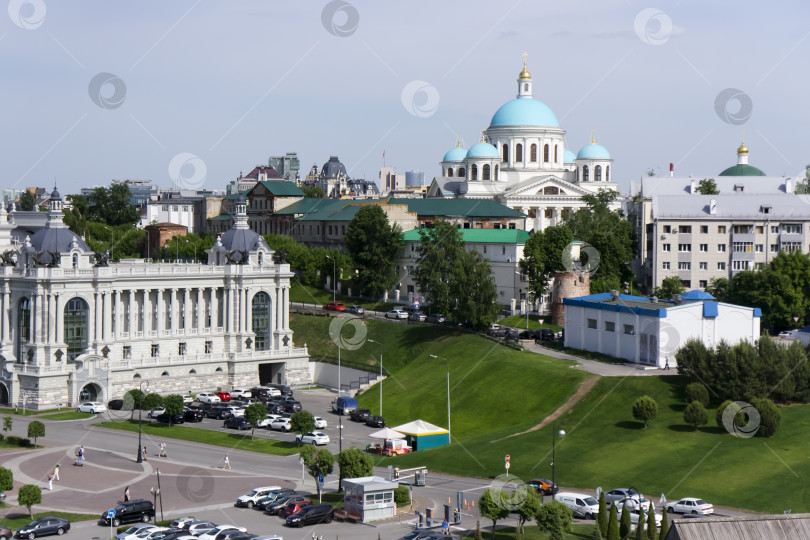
left=6, top=435, right=21, bottom=446
left=21, top=438, right=31, bottom=447
left=632, top=396, right=658, bottom=428
left=0, top=467, right=13, bottom=491
left=394, top=485, right=410, bottom=505
left=684, top=401, right=708, bottom=430
left=685, top=382, right=710, bottom=406
left=751, top=398, right=781, bottom=437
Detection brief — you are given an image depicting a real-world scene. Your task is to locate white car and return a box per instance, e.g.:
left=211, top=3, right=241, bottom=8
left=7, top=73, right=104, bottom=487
left=115, top=524, right=154, bottom=540
left=76, top=401, right=107, bottom=413
left=385, top=309, right=408, bottom=319
left=617, top=505, right=662, bottom=528
left=314, top=416, right=327, bottom=429
left=196, top=392, right=221, bottom=404
left=556, top=492, right=600, bottom=519
left=236, top=485, right=282, bottom=508
left=296, top=431, right=330, bottom=445
left=147, top=407, right=165, bottom=419
left=185, top=521, right=217, bottom=536
left=139, top=528, right=169, bottom=539
left=182, top=395, right=193, bottom=405
left=666, top=497, right=714, bottom=515
left=269, top=417, right=291, bottom=432
left=198, top=525, right=247, bottom=540
left=168, top=517, right=196, bottom=529
left=231, top=388, right=252, bottom=399
left=225, top=405, right=245, bottom=417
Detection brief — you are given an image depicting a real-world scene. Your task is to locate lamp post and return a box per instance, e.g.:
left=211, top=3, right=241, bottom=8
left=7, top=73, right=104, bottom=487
left=429, top=354, right=451, bottom=443
left=551, top=420, right=565, bottom=501
left=627, top=486, right=642, bottom=513
left=136, top=381, right=149, bottom=463
left=794, top=316, right=799, bottom=330
left=149, top=487, right=160, bottom=522
left=368, top=339, right=384, bottom=415
left=325, top=255, right=336, bottom=302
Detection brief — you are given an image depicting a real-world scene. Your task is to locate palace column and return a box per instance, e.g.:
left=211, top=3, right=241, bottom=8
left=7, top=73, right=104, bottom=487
left=283, top=286, right=289, bottom=330
left=156, top=289, right=165, bottom=335
left=128, top=290, right=136, bottom=336
left=210, top=287, right=219, bottom=330
left=54, top=293, right=62, bottom=343
left=245, top=288, right=253, bottom=335
left=103, top=291, right=112, bottom=341
left=196, top=288, right=203, bottom=331
left=183, top=288, right=191, bottom=333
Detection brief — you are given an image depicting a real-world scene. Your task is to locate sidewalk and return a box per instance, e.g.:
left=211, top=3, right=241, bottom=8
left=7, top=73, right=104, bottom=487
left=525, top=341, right=673, bottom=377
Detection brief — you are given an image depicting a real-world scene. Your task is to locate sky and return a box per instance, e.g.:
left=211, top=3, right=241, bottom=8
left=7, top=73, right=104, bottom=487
left=2, top=0, right=809, bottom=196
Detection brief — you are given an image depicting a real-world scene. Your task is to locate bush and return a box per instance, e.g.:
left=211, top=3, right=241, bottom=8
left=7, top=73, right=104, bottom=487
left=751, top=398, right=781, bottom=437
left=685, top=382, right=710, bottom=406
left=6, top=435, right=22, bottom=446
left=0, top=467, right=13, bottom=491
left=21, top=438, right=31, bottom=447
left=632, top=396, right=658, bottom=428
left=394, top=485, right=410, bottom=505
left=684, top=401, right=708, bottom=430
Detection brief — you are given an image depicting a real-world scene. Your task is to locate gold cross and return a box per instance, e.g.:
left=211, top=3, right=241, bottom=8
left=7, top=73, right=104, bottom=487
left=522, top=51, right=528, bottom=66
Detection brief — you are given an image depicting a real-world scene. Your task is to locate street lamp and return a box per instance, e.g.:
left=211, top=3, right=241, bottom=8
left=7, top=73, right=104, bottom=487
left=325, top=255, right=336, bottom=303
left=368, top=339, right=384, bottom=415
left=627, top=486, right=642, bottom=513
left=149, top=486, right=160, bottom=522
left=136, top=381, right=149, bottom=463
left=551, top=420, right=565, bottom=501
left=429, top=354, right=451, bottom=443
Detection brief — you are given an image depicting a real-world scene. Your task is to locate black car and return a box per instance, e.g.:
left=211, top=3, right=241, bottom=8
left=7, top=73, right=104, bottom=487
left=224, top=417, right=252, bottom=430
left=156, top=412, right=185, bottom=424
left=346, top=305, right=365, bottom=315
left=537, top=328, right=556, bottom=341
left=152, top=530, right=192, bottom=540
left=107, top=399, right=124, bottom=410
left=255, top=489, right=297, bottom=510
left=426, top=313, right=446, bottom=324
left=269, top=383, right=294, bottom=396
left=266, top=403, right=287, bottom=415
left=285, top=503, right=334, bottom=527
left=14, top=517, right=70, bottom=538
left=350, top=408, right=372, bottom=422
left=99, top=499, right=155, bottom=527
left=184, top=408, right=205, bottom=422
left=365, top=415, right=385, bottom=428
left=282, top=400, right=302, bottom=413
left=504, top=329, right=520, bottom=340
left=206, top=406, right=233, bottom=419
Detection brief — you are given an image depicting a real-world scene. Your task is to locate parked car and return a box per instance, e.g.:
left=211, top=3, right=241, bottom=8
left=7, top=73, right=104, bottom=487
left=504, top=328, right=520, bottom=340
left=296, top=432, right=330, bottom=446
left=99, top=499, right=155, bottom=527
left=385, top=309, right=408, bottom=319
left=266, top=403, right=287, bottom=415
left=313, top=416, right=327, bottom=429
left=181, top=395, right=193, bottom=405
left=536, top=328, right=556, bottom=341
left=230, top=389, right=252, bottom=399
left=488, top=325, right=507, bottom=337
left=224, top=417, right=252, bottom=430
left=778, top=331, right=792, bottom=338
left=77, top=401, right=107, bottom=413
left=0, top=524, right=11, bottom=539
left=616, top=505, right=663, bottom=529
left=281, top=400, right=302, bottom=413
left=183, top=408, right=205, bottom=422
left=426, top=313, right=447, bottom=324
left=108, top=399, right=124, bottom=411
left=168, top=517, right=196, bottom=529
left=255, top=489, right=297, bottom=510
left=215, top=391, right=231, bottom=402
left=604, top=489, right=651, bottom=511
left=198, top=525, right=246, bottom=540
left=666, top=497, right=714, bottom=515
left=525, top=478, right=558, bottom=496
left=331, top=396, right=358, bottom=415
left=137, top=528, right=169, bottom=539
left=268, top=384, right=294, bottom=396
left=269, top=417, right=291, bottom=432
left=555, top=492, right=600, bottom=519
left=408, top=311, right=427, bottom=322
left=205, top=406, right=233, bottom=420
left=346, top=305, right=364, bottom=315
left=266, top=495, right=309, bottom=515
left=350, top=408, right=372, bottom=422
left=114, top=524, right=155, bottom=540
left=323, top=302, right=346, bottom=311
left=196, top=392, right=221, bottom=404
left=285, top=503, right=334, bottom=527
left=155, top=412, right=185, bottom=425
left=279, top=499, right=313, bottom=518
left=146, top=407, right=165, bottom=419
left=185, top=521, right=217, bottom=536
left=365, top=415, right=385, bottom=428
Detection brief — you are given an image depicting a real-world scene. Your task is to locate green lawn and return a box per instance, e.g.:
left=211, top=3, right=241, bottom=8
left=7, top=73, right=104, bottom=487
left=542, top=342, right=629, bottom=365
left=461, top=524, right=597, bottom=539
left=0, top=408, right=62, bottom=416
left=497, top=315, right=562, bottom=332
left=0, top=511, right=99, bottom=529
left=97, top=420, right=300, bottom=456
left=290, top=282, right=396, bottom=312
left=37, top=411, right=94, bottom=421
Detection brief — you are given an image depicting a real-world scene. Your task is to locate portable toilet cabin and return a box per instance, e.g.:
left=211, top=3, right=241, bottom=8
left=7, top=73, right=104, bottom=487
left=391, top=419, right=449, bottom=451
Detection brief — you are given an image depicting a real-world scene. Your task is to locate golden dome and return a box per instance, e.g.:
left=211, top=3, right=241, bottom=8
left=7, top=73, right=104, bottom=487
left=737, top=140, right=748, bottom=154
left=519, top=63, right=531, bottom=80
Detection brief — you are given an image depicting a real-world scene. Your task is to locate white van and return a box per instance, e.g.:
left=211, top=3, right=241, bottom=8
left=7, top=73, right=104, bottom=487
left=556, top=492, right=600, bottom=519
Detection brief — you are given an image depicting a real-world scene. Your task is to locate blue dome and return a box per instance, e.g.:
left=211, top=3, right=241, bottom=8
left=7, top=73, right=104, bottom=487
left=577, top=143, right=611, bottom=160
left=443, top=147, right=467, bottom=162
left=563, top=149, right=577, bottom=163
left=490, top=97, right=559, bottom=128
left=466, top=142, right=499, bottom=159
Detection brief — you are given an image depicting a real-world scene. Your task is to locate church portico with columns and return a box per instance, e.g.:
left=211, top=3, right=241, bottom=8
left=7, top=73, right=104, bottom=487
left=0, top=191, right=309, bottom=409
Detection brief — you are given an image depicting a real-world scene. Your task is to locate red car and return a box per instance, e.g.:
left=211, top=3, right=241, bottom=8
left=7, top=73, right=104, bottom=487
left=215, top=391, right=231, bottom=401
left=323, top=303, right=346, bottom=311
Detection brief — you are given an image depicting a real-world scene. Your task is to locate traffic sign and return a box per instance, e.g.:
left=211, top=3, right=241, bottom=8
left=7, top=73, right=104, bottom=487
left=505, top=462, right=510, bottom=469
left=106, top=509, right=116, bottom=519
left=505, top=454, right=510, bottom=462
left=414, top=299, right=420, bottom=309
left=318, top=473, right=325, bottom=483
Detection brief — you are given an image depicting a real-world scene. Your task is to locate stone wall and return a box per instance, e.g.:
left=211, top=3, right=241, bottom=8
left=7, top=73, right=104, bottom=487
left=552, top=270, right=590, bottom=327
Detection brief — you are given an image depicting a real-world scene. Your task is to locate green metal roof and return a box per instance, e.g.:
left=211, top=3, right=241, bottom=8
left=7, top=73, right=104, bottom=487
left=402, top=228, right=530, bottom=243
left=258, top=181, right=305, bottom=196
left=278, top=197, right=525, bottom=220
left=718, top=164, right=766, bottom=177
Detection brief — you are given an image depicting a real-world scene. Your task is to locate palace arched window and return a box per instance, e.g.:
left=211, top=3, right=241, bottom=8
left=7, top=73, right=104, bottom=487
left=64, top=297, right=89, bottom=362
left=252, top=292, right=271, bottom=351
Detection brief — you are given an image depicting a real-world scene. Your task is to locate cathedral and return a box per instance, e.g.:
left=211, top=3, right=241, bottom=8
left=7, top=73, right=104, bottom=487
left=427, top=56, right=620, bottom=231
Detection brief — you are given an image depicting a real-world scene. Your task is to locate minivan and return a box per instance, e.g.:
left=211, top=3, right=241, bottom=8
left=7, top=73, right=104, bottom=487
left=285, top=503, right=334, bottom=527
left=100, top=499, right=155, bottom=526
left=555, top=492, right=600, bottom=519
left=331, top=396, right=358, bottom=415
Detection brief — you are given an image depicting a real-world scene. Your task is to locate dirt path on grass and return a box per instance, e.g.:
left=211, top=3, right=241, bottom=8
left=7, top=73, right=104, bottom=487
left=493, top=376, right=599, bottom=442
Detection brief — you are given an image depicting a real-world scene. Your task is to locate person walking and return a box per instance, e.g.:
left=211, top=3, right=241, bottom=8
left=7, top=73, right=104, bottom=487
left=223, top=454, right=230, bottom=470
left=124, top=486, right=130, bottom=502
left=77, top=446, right=84, bottom=466
left=442, top=518, right=449, bottom=534
left=142, top=446, right=148, bottom=462
left=47, top=473, right=53, bottom=491
left=665, top=357, right=670, bottom=370
left=53, top=464, right=60, bottom=481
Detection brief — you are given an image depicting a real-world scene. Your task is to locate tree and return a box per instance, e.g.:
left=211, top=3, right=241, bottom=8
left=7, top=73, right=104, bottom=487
left=685, top=382, right=709, bottom=406
left=338, top=447, right=374, bottom=487
left=301, top=185, right=324, bottom=198
left=646, top=505, right=656, bottom=539
left=597, top=491, right=608, bottom=537
left=696, top=178, right=719, bottom=195
left=299, top=445, right=333, bottom=502
left=632, top=396, right=658, bottom=428
left=0, top=467, right=13, bottom=491
left=414, top=219, right=466, bottom=317
left=716, top=400, right=743, bottom=429
left=244, top=403, right=268, bottom=439
left=683, top=401, right=708, bottom=430
left=345, top=205, right=405, bottom=299
left=474, top=521, right=483, bottom=540
left=591, top=528, right=604, bottom=540
left=163, top=233, right=217, bottom=262
left=18, top=484, right=41, bottom=517
left=451, top=249, right=499, bottom=329
left=479, top=488, right=509, bottom=540
left=650, top=276, right=684, bottom=300
left=290, top=410, right=316, bottom=443
left=535, top=500, right=573, bottom=540
left=27, top=421, right=44, bottom=446
left=751, top=398, right=781, bottom=437
left=142, top=393, right=163, bottom=412
left=87, top=184, right=139, bottom=226
left=162, top=395, right=184, bottom=426
left=635, top=508, right=645, bottom=539
left=658, top=507, right=669, bottom=540
left=606, top=503, right=620, bottom=540
left=18, top=190, right=36, bottom=211
left=3, top=416, right=12, bottom=434
left=619, top=503, right=632, bottom=538
left=517, top=488, right=541, bottom=534
left=520, top=225, right=573, bottom=300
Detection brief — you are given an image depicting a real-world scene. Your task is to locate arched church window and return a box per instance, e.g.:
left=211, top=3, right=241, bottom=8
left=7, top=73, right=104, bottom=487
left=470, top=164, right=478, bottom=181
left=72, top=253, right=78, bottom=268
left=482, top=164, right=491, bottom=180
left=606, top=165, right=610, bottom=182
left=595, top=165, right=602, bottom=182
left=544, top=144, right=550, bottom=163
left=502, top=144, right=509, bottom=163
left=516, top=144, right=523, bottom=162
left=524, top=83, right=529, bottom=92
left=583, top=165, right=589, bottom=182
left=447, top=168, right=454, bottom=177
left=543, top=186, right=559, bottom=195
left=530, top=144, right=537, bottom=162
left=458, top=167, right=466, bottom=177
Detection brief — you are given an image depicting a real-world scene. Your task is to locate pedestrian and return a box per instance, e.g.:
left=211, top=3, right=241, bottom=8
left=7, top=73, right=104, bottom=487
left=77, top=446, right=84, bottom=466
left=47, top=473, right=53, bottom=491
left=223, top=454, right=230, bottom=470
left=162, top=442, right=167, bottom=457
left=124, top=486, right=130, bottom=502
left=442, top=518, right=449, bottom=534
left=53, top=464, right=60, bottom=481
left=142, top=446, right=148, bottom=462
left=665, top=357, right=670, bottom=370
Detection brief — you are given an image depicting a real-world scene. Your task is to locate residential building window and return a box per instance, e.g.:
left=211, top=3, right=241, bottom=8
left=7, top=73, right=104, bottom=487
left=718, top=226, right=727, bottom=234
left=699, top=262, right=708, bottom=270
left=502, top=246, right=506, bottom=255
left=782, top=242, right=802, bottom=253
left=771, top=226, right=779, bottom=234
left=679, top=225, right=692, bottom=233
left=172, top=205, right=179, bottom=211
left=699, top=280, right=708, bottom=288
left=662, top=262, right=670, bottom=270
left=678, top=244, right=691, bottom=252
left=678, top=262, right=691, bottom=270
left=162, top=205, right=168, bottom=211
left=732, top=225, right=752, bottom=234
left=732, top=260, right=750, bottom=271
left=123, top=346, right=131, bottom=359
left=782, top=224, right=803, bottom=234
left=700, top=226, right=708, bottom=233
left=483, top=245, right=487, bottom=254
left=732, top=242, right=754, bottom=253
left=530, top=144, right=537, bottom=162
left=699, top=244, right=708, bottom=252
left=604, top=321, right=615, bottom=332
left=682, top=280, right=691, bottom=287
left=205, top=341, right=213, bottom=354
left=623, top=324, right=635, bottom=335
left=755, top=244, right=764, bottom=253
left=718, top=244, right=727, bottom=252
left=587, top=318, right=597, bottom=329
left=407, top=265, right=414, bottom=275
left=718, top=262, right=726, bottom=270
left=178, top=342, right=187, bottom=355
left=663, top=225, right=671, bottom=233
left=756, top=226, right=764, bottom=234
left=662, top=244, right=671, bottom=252
left=151, top=344, right=159, bottom=357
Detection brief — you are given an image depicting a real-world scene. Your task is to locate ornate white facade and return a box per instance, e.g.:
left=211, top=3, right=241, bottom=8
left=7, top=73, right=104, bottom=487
left=428, top=57, right=620, bottom=231
left=0, top=192, right=309, bottom=409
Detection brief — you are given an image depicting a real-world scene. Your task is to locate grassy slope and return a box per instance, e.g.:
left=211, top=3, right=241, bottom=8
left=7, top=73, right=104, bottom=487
left=289, top=282, right=395, bottom=312
left=461, top=525, right=597, bottom=539
left=497, top=315, right=562, bottom=332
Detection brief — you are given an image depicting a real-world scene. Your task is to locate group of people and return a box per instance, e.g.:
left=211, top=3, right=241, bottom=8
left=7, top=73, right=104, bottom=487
left=46, top=463, right=60, bottom=490
left=141, top=442, right=169, bottom=461
left=73, top=445, right=84, bottom=466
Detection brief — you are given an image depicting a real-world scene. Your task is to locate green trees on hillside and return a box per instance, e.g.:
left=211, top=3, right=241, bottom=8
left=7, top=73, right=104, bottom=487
left=345, top=205, right=404, bottom=300
left=520, top=225, right=573, bottom=301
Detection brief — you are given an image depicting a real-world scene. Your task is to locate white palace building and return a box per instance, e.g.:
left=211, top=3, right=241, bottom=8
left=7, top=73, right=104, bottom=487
left=0, top=190, right=309, bottom=409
